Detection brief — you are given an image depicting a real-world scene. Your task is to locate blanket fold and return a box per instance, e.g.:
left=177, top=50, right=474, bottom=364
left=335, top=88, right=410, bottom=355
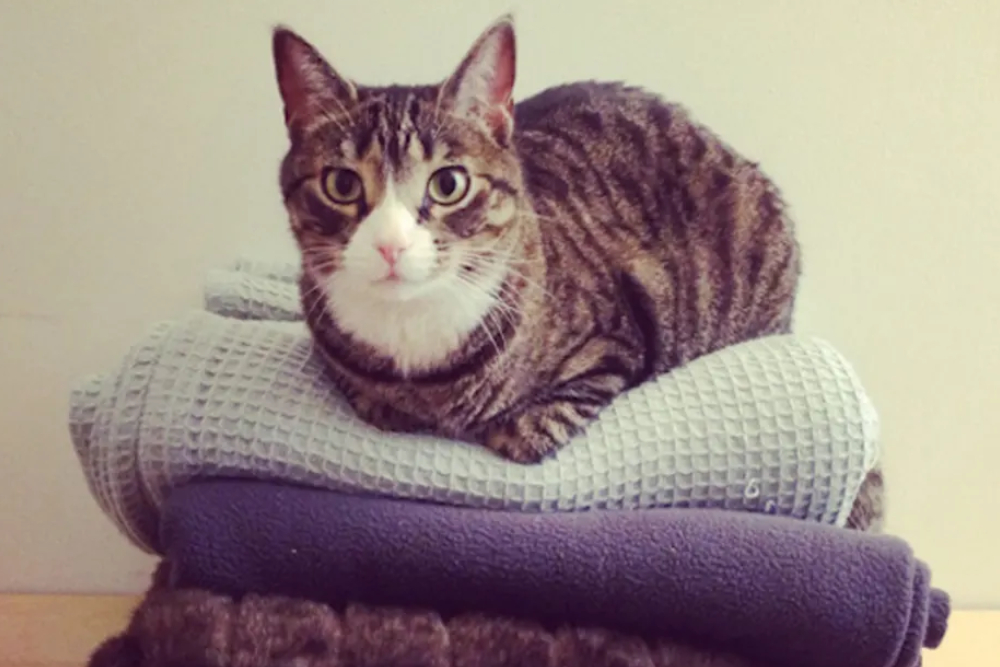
left=162, top=480, right=948, bottom=667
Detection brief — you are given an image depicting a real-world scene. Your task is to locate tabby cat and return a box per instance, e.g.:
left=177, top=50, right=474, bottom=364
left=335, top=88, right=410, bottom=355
left=272, top=15, right=801, bottom=463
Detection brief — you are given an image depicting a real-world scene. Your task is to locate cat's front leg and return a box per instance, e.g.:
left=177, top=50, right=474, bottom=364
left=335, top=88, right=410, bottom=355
left=478, top=345, right=638, bottom=463
left=479, top=389, right=616, bottom=464
left=342, top=388, right=434, bottom=435
left=479, top=402, right=583, bottom=463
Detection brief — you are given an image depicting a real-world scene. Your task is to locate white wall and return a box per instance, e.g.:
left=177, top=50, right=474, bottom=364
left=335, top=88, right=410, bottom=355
left=1, top=1, right=998, bottom=606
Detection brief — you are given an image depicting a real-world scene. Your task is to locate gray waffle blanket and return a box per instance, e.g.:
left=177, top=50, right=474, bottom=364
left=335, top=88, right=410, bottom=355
left=70, top=261, right=879, bottom=552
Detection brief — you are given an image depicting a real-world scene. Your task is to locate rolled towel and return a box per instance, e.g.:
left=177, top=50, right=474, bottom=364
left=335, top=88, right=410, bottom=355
left=68, top=310, right=879, bottom=552
left=227, top=255, right=301, bottom=283
left=202, top=269, right=302, bottom=322
left=161, top=480, right=950, bottom=667
left=203, top=256, right=301, bottom=321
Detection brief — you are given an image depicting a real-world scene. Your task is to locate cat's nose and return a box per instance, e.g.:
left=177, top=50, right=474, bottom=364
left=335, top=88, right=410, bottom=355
left=377, top=244, right=405, bottom=266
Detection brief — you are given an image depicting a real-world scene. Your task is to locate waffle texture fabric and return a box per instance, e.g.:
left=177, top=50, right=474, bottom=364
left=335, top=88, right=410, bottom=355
left=69, top=303, right=879, bottom=553
left=203, top=259, right=305, bottom=321
left=203, top=257, right=302, bottom=322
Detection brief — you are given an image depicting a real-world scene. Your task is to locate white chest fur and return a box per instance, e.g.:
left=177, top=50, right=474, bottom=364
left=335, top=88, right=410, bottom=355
left=324, top=276, right=500, bottom=376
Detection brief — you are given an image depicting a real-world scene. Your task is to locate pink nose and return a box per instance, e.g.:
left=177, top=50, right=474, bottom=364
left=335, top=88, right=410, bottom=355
left=377, top=244, right=404, bottom=266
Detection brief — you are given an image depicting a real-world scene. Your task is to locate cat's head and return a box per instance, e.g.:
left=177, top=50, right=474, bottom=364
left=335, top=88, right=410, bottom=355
left=273, top=16, right=527, bottom=319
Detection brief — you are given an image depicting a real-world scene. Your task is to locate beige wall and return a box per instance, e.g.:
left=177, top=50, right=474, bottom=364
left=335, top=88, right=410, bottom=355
left=1, top=1, right=998, bottom=605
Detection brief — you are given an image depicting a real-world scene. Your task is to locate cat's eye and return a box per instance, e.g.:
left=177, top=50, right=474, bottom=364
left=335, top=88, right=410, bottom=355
left=321, top=168, right=364, bottom=204
left=427, top=167, right=470, bottom=206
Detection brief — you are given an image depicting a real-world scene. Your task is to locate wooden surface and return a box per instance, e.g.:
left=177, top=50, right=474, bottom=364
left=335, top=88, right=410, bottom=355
left=0, top=594, right=995, bottom=666
left=0, top=595, right=135, bottom=667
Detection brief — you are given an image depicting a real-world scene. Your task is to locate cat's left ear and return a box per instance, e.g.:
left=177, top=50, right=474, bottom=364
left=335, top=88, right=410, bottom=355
left=441, top=14, right=517, bottom=143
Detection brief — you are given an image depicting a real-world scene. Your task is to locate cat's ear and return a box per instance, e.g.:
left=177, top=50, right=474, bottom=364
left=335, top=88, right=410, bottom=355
left=441, top=15, right=517, bottom=142
left=272, top=27, right=357, bottom=137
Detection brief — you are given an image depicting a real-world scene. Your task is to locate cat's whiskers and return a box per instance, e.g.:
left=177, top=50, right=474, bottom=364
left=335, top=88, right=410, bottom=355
left=464, top=253, right=552, bottom=301
left=299, top=255, right=344, bottom=324
left=303, top=255, right=339, bottom=277
left=453, top=272, right=521, bottom=344
left=450, top=272, right=514, bottom=358
left=299, top=278, right=333, bottom=324
left=302, top=290, right=329, bottom=324
left=482, top=308, right=509, bottom=359
left=464, top=290, right=505, bottom=359
left=299, top=276, right=328, bottom=300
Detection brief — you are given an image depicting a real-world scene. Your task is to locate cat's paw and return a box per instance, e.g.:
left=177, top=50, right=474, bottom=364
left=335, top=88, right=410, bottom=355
left=485, top=427, right=561, bottom=464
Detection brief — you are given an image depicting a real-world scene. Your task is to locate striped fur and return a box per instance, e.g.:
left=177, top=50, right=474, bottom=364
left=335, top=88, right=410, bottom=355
left=272, top=16, right=801, bottom=463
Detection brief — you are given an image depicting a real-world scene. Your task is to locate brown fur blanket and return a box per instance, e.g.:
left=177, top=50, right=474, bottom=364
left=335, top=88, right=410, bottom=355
left=89, top=571, right=757, bottom=667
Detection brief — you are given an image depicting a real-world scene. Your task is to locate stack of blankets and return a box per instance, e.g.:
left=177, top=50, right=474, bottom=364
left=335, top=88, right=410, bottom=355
left=70, top=257, right=949, bottom=667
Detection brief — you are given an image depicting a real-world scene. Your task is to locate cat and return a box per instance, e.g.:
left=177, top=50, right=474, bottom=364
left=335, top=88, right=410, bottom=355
left=271, top=14, right=801, bottom=464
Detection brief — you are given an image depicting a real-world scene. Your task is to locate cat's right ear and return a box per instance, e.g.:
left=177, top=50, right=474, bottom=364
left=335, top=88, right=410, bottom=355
left=272, top=27, right=357, bottom=137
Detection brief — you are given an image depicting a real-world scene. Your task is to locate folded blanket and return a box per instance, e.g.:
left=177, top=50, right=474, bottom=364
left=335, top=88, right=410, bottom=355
left=161, top=480, right=948, bottom=667
left=68, top=306, right=879, bottom=552
left=88, top=568, right=759, bottom=667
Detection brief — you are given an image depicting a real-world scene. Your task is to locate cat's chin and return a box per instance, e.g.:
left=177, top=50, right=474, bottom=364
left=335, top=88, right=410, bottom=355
left=323, top=267, right=450, bottom=308
left=365, top=277, right=438, bottom=302
left=325, top=269, right=496, bottom=372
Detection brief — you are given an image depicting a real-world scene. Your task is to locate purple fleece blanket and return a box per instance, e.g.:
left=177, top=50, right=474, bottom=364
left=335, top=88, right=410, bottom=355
left=161, top=480, right=949, bottom=667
